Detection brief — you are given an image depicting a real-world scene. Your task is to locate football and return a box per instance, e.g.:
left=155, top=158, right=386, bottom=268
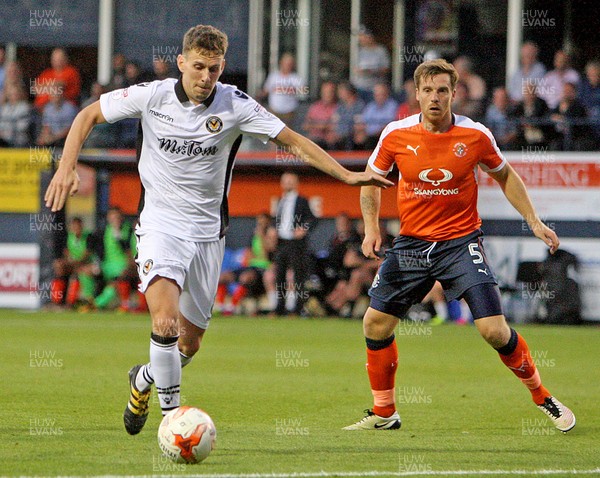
left=157, top=406, right=217, bottom=464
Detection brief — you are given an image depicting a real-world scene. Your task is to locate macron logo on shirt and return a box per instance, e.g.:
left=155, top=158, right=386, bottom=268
left=157, top=138, right=218, bottom=158
left=149, top=109, right=174, bottom=122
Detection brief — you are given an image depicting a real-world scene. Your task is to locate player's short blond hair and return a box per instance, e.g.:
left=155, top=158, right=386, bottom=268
left=183, top=25, right=228, bottom=57
left=414, top=59, right=459, bottom=90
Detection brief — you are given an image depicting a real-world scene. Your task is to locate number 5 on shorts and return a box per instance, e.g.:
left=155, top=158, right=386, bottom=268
left=468, top=243, right=484, bottom=264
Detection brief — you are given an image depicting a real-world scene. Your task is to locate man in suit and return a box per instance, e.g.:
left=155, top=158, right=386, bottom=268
left=274, top=171, right=316, bottom=315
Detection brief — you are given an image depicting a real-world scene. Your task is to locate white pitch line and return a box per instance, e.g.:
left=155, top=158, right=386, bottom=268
left=32, top=469, right=600, bottom=478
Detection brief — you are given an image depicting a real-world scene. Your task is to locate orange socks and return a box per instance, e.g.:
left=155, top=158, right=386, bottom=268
left=50, top=278, right=67, bottom=304
left=231, top=285, right=247, bottom=306
left=216, top=283, right=227, bottom=305
left=366, top=335, right=398, bottom=417
left=497, top=328, right=551, bottom=405
left=66, top=278, right=80, bottom=305
left=116, top=280, right=131, bottom=306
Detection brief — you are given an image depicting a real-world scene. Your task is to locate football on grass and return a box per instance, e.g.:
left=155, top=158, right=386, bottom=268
left=158, top=406, right=216, bottom=464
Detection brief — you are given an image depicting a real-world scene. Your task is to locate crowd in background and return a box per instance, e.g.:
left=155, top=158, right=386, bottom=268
left=266, top=36, right=600, bottom=152
left=0, top=46, right=178, bottom=149
left=1, top=37, right=599, bottom=151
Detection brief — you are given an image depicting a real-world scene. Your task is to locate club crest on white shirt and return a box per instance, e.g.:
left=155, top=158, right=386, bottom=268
left=206, top=116, right=223, bottom=133
left=142, top=259, right=153, bottom=275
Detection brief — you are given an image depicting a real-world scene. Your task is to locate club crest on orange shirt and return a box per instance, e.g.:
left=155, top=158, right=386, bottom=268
left=453, top=142, right=467, bottom=157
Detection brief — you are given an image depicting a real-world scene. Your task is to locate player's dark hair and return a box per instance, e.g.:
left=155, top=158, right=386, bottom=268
left=414, top=58, right=459, bottom=90
left=183, top=25, right=228, bottom=56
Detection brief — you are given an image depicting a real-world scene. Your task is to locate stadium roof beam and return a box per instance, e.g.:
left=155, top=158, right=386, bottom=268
left=349, top=0, right=361, bottom=87
left=97, top=0, right=114, bottom=86
left=295, top=0, right=311, bottom=89
left=269, top=0, right=281, bottom=74
left=505, top=0, right=523, bottom=91
left=392, top=0, right=406, bottom=93
left=309, top=1, right=322, bottom=98
left=247, top=0, right=265, bottom=97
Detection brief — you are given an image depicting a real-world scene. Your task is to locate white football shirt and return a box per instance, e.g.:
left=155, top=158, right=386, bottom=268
left=100, top=79, right=286, bottom=241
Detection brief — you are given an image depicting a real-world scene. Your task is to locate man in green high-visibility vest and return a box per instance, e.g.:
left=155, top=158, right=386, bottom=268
left=51, top=216, right=96, bottom=306
left=90, top=206, right=138, bottom=311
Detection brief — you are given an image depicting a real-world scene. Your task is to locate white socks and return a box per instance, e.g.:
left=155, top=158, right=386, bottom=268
left=149, top=333, right=181, bottom=414
left=136, top=338, right=194, bottom=415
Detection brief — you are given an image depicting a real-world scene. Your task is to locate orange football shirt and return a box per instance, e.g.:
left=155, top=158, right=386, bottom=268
left=368, top=114, right=506, bottom=241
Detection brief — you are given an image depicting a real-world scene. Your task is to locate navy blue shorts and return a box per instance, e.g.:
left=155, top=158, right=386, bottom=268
left=369, top=229, right=498, bottom=318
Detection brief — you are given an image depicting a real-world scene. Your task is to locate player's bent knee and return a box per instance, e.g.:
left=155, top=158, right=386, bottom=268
left=179, top=340, right=200, bottom=358
left=151, top=315, right=179, bottom=337
left=178, top=317, right=206, bottom=357
left=476, top=315, right=510, bottom=348
left=178, top=331, right=199, bottom=356
left=363, top=307, right=397, bottom=340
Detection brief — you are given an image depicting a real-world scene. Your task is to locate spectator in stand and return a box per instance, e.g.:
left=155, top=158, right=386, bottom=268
left=82, top=82, right=120, bottom=148
left=512, top=84, right=553, bottom=150
left=36, top=85, right=78, bottom=147
left=579, top=60, right=600, bottom=141
left=354, top=25, right=391, bottom=102
left=124, top=60, right=145, bottom=86
left=550, top=82, right=596, bottom=151
left=0, top=82, right=31, bottom=147
left=33, top=48, right=81, bottom=111
left=330, top=81, right=365, bottom=150
left=539, top=50, right=580, bottom=110
left=110, top=53, right=128, bottom=89
left=485, top=87, right=518, bottom=150
left=1, top=61, right=25, bottom=103
left=396, top=79, right=420, bottom=119
left=0, top=46, right=5, bottom=92
left=354, top=83, right=399, bottom=150
left=274, top=171, right=316, bottom=316
left=260, top=53, right=306, bottom=126
left=302, top=80, right=338, bottom=149
left=151, top=58, right=175, bottom=81
left=453, top=55, right=486, bottom=102
left=508, top=42, right=546, bottom=103
left=81, top=81, right=105, bottom=108
left=452, top=81, right=483, bottom=120
left=118, top=61, right=147, bottom=147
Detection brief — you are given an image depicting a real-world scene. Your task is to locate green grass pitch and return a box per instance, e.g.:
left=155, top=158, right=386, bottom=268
left=0, top=310, right=598, bottom=477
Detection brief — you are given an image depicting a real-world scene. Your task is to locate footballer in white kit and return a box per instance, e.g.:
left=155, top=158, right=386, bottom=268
left=100, top=78, right=286, bottom=329
left=44, top=24, right=392, bottom=436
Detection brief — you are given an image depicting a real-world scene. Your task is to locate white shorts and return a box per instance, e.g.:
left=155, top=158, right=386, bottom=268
left=135, top=227, right=225, bottom=329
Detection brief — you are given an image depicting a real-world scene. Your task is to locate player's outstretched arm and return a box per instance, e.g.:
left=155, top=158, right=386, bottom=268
left=44, top=101, right=107, bottom=212
left=272, top=127, right=393, bottom=188
left=488, top=163, right=560, bottom=254
left=360, top=165, right=384, bottom=261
